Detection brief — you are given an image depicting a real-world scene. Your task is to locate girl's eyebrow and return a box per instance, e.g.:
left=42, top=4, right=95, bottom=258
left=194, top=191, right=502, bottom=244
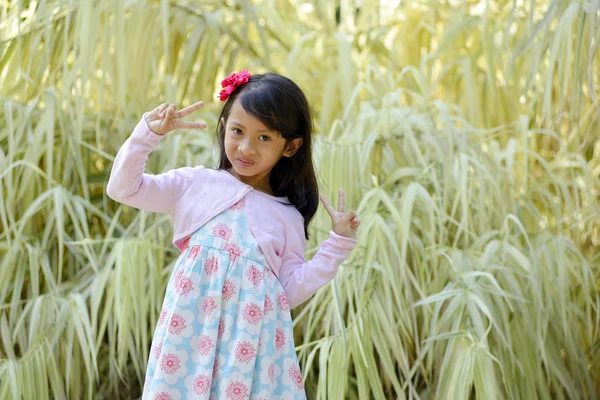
left=230, top=120, right=280, bottom=136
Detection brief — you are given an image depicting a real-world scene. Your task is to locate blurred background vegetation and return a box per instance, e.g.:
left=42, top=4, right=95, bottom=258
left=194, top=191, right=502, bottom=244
left=0, top=0, right=599, bottom=399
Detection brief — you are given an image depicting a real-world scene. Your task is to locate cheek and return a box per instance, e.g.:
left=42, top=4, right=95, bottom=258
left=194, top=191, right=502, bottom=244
left=224, top=133, right=235, bottom=149
left=223, top=138, right=236, bottom=160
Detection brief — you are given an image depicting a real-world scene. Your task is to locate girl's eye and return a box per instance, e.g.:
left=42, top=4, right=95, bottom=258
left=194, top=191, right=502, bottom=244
left=232, top=128, right=242, bottom=135
left=259, top=135, right=271, bottom=141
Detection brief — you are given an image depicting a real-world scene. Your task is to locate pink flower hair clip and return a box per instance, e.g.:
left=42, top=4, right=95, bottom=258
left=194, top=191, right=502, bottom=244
left=219, top=69, right=251, bottom=101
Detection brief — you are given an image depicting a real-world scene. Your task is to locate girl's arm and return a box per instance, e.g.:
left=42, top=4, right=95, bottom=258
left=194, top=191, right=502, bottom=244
left=278, top=218, right=357, bottom=309
left=107, top=102, right=206, bottom=213
left=279, top=189, right=360, bottom=309
left=106, top=114, right=198, bottom=213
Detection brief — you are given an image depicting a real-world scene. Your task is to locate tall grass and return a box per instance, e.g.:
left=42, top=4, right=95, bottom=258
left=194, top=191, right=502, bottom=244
left=0, top=0, right=598, bottom=398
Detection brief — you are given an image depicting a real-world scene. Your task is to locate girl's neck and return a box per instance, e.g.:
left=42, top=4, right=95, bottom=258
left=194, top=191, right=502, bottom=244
left=226, top=168, right=275, bottom=196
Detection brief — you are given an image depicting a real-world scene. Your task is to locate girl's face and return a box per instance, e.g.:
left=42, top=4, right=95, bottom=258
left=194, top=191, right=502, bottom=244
left=223, top=98, right=302, bottom=194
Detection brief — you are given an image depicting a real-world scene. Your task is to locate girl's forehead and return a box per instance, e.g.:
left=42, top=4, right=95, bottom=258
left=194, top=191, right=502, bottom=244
left=228, top=99, right=273, bottom=132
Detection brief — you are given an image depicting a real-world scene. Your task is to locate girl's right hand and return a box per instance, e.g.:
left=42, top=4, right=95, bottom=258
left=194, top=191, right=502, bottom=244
left=145, top=101, right=208, bottom=136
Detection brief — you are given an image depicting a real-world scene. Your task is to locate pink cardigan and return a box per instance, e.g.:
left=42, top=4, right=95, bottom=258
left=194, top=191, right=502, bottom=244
left=106, top=115, right=357, bottom=309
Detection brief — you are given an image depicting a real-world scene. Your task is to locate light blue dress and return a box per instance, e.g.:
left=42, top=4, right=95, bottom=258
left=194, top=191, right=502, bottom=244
left=142, top=196, right=307, bottom=400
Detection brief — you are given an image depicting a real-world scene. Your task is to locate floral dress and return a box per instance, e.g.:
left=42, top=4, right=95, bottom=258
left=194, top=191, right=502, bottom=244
left=141, top=196, right=306, bottom=400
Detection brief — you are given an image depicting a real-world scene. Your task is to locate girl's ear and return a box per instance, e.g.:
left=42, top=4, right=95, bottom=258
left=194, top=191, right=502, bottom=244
left=283, top=138, right=303, bottom=157
left=220, top=117, right=226, bottom=126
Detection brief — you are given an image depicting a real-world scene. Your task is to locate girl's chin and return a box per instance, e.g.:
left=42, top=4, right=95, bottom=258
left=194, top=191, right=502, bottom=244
left=230, top=165, right=255, bottom=177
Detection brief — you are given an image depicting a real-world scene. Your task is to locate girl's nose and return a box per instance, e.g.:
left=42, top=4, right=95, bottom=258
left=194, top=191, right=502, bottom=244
left=239, top=139, right=257, bottom=155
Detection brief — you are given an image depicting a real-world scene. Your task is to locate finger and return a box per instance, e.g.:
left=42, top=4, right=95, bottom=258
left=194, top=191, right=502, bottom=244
left=338, top=189, right=345, bottom=212
left=319, top=195, right=336, bottom=218
left=167, top=106, right=177, bottom=122
left=158, top=104, right=172, bottom=118
left=159, top=104, right=176, bottom=118
left=154, top=103, right=169, bottom=113
left=149, top=103, right=169, bottom=120
left=175, top=120, right=208, bottom=130
left=343, top=210, right=357, bottom=223
left=161, top=107, right=176, bottom=130
left=176, top=101, right=205, bottom=118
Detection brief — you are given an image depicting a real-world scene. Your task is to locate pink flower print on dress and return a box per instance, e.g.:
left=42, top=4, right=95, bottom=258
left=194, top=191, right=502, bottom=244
left=268, top=363, right=275, bottom=381
left=222, top=242, right=241, bottom=262
left=160, top=353, right=181, bottom=375
left=277, top=292, right=290, bottom=312
left=193, top=374, right=211, bottom=396
left=225, top=381, right=249, bottom=400
left=203, top=297, right=217, bottom=315
left=153, top=393, right=173, bottom=400
left=203, top=257, right=219, bottom=275
left=263, top=295, right=274, bottom=314
left=242, top=303, right=263, bottom=325
left=153, top=342, right=163, bottom=360
left=198, top=335, right=213, bottom=356
left=173, top=270, right=194, bottom=296
left=234, top=341, right=256, bottom=363
left=288, top=364, right=304, bottom=390
left=229, top=198, right=245, bottom=211
left=212, top=223, right=232, bottom=240
left=222, top=280, right=236, bottom=301
left=158, top=309, right=168, bottom=326
left=246, top=265, right=263, bottom=287
left=168, top=313, right=187, bottom=335
left=275, top=328, right=285, bottom=351
left=188, top=245, right=201, bottom=260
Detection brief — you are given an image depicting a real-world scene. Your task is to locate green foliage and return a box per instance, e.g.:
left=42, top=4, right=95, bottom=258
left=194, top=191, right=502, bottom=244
left=0, top=0, right=598, bottom=398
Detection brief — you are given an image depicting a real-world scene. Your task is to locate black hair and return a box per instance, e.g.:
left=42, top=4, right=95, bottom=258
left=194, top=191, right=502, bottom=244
left=216, top=73, right=318, bottom=240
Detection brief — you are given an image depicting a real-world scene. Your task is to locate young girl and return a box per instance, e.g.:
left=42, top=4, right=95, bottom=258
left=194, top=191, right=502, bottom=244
left=107, top=71, right=360, bottom=400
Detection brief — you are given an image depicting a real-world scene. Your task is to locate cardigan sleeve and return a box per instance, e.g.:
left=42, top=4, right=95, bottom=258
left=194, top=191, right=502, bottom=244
left=278, top=217, right=357, bottom=309
left=106, top=113, right=200, bottom=214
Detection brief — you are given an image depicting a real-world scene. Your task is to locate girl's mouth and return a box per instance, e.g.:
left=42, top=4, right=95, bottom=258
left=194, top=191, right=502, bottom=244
left=237, top=158, right=255, bottom=167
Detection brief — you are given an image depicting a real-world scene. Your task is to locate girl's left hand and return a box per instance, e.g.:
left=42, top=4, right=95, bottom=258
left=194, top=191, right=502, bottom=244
left=320, top=189, right=360, bottom=240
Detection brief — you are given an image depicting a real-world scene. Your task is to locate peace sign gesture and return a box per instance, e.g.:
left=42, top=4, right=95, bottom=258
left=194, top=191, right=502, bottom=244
left=145, top=101, right=208, bottom=136
left=320, top=189, right=360, bottom=240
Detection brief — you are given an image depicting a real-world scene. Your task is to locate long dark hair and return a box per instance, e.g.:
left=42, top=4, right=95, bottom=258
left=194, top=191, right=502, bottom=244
left=216, top=73, right=318, bottom=240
